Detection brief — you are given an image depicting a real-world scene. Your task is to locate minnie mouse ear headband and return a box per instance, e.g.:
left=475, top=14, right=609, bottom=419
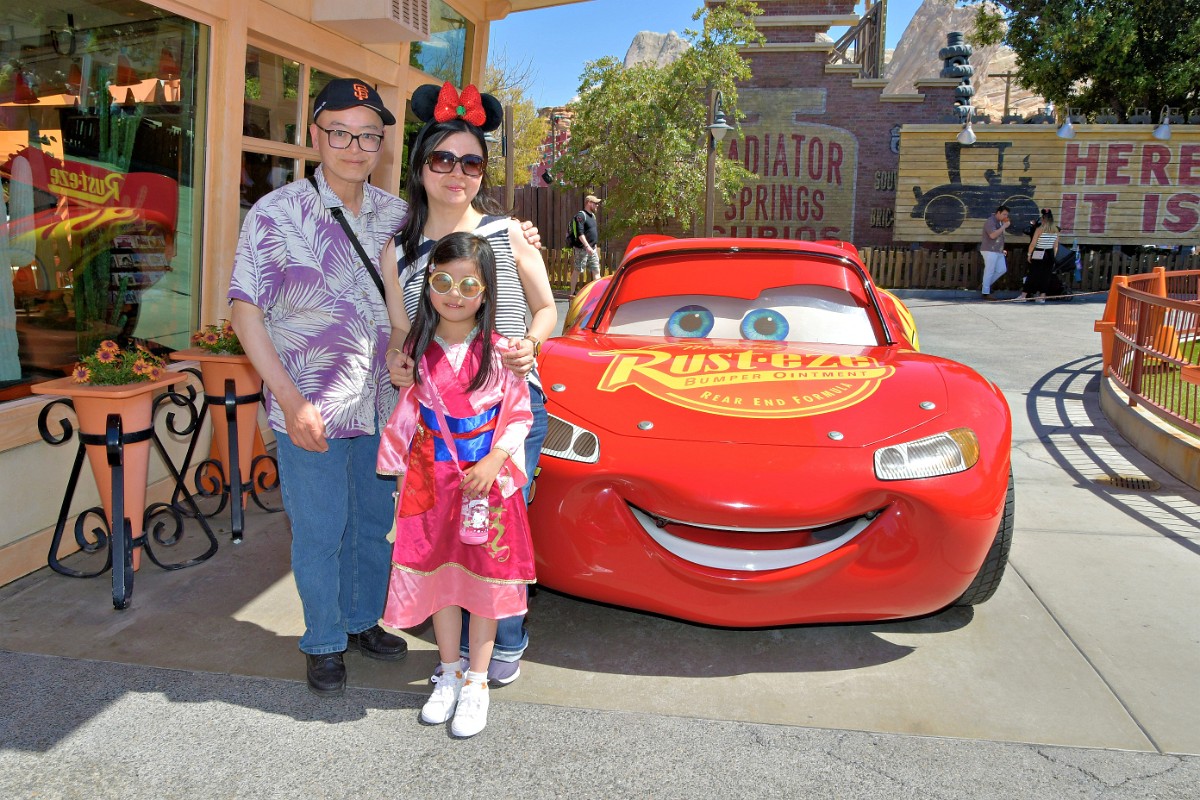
left=411, top=82, right=503, bottom=133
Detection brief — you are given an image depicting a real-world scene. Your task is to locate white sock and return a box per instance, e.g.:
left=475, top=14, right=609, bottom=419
left=441, top=661, right=463, bottom=678
left=465, top=669, right=488, bottom=685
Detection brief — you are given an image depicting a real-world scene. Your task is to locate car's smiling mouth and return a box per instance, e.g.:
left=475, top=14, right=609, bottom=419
left=629, top=505, right=878, bottom=572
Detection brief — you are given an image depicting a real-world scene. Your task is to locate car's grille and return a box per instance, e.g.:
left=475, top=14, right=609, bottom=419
left=544, top=415, right=600, bottom=463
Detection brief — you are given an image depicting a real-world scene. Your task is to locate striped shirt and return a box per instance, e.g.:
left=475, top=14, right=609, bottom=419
left=397, top=215, right=540, bottom=390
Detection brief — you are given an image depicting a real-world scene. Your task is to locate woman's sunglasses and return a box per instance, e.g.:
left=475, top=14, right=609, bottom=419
left=428, top=271, right=486, bottom=299
left=425, top=150, right=486, bottom=177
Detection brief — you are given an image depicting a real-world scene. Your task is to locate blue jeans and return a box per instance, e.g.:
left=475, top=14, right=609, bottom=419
left=459, top=384, right=547, bottom=661
left=275, top=428, right=395, bottom=655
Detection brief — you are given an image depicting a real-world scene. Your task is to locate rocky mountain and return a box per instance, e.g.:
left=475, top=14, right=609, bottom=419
left=623, top=31, right=690, bottom=68
left=884, top=0, right=1046, bottom=121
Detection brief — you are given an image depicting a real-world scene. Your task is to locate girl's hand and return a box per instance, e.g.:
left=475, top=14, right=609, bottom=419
left=462, top=450, right=507, bottom=498
left=388, top=348, right=415, bottom=387
left=501, top=337, right=535, bottom=377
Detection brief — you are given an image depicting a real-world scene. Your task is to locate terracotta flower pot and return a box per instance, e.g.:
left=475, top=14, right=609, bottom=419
left=33, top=371, right=189, bottom=570
left=170, top=349, right=263, bottom=502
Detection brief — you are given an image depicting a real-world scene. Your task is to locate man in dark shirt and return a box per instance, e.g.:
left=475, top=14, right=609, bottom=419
left=570, top=194, right=601, bottom=296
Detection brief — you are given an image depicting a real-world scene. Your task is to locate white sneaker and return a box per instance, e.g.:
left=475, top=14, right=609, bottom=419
left=420, top=670, right=464, bottom=724
left=450, top=679, right=490, bottom=738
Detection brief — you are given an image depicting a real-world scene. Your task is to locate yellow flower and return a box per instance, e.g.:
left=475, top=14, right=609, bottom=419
left=96, top=349, right=117, bottom=363
left=72, top=365, right=91, bottom=383
left=99, top=340, right=120, bottom=354
left=132, top=359, right=151, bottom=376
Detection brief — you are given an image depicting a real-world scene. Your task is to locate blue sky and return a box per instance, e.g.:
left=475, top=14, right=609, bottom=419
left=490, top=0, right=924, bottom=109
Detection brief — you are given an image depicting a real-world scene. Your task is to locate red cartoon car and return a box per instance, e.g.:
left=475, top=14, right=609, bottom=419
left=529, top=236, right=1013, bottom=627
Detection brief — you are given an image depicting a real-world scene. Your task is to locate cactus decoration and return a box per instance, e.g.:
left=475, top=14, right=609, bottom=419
left=940, top=32, right=975, bottom=122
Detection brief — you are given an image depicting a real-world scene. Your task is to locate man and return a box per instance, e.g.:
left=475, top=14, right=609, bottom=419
left=979, top=204, right=1010, bottom=300
left=229, top=78, right=409, bottom=696
left=570, top=194, right=602, bottom=296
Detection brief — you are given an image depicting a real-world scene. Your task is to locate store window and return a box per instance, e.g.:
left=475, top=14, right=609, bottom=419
left=1, top=2, right=207, bottom=402
left=409, top=0, right=473, bottom=86
left=241, top=46, right=345, bottom=218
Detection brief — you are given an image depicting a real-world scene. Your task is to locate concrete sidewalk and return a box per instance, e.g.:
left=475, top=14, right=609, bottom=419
left=1, top=291, right=1198, bottom=798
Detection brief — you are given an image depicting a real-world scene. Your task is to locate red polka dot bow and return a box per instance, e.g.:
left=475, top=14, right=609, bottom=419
left=434, top=82, right=487, bottom=127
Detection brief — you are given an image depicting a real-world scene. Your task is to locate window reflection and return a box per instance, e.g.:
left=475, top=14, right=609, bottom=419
left=240, top=152, right=294, bottom=224
left=2, top=2, right=206, bottom=401
left=409, top=0, right=472, bottom=86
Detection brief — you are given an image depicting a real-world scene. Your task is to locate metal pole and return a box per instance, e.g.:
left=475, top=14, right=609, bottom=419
left=704, top=89, right=717, bottom=238
left=503, top=104, right=514, bottom=210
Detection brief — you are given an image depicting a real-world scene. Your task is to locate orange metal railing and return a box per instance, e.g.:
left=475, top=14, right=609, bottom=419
left=1096, top=267, right=1200, bottom=436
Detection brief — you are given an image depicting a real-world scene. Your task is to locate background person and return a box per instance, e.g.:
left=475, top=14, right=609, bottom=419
left=979, top=204, right=1010, bottom=301
left=1019, top=208, right=1060, bottom=304
left=229, top=78, right=410, bottom=696
left=381, top=82, right=556, bottom=688
left=570, top=194, right=602, bottom=297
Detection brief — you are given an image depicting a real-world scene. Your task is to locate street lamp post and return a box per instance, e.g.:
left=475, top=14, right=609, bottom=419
left=703, top=89, right=734, bottom=238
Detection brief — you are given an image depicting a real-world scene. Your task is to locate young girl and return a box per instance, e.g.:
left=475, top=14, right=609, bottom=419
left=378, top=232, right=534, bottom=738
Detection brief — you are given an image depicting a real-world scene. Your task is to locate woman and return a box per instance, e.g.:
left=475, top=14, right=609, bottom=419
left=1020, top=208, right=1060, bottom=303
left=380, top=82, right=556, bottom=688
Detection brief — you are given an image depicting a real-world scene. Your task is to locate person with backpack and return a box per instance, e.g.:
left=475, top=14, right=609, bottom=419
left=569, top=194, right=602, bottom=297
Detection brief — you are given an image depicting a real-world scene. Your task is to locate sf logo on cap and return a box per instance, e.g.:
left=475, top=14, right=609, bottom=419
left=353, top=83, right=370, bottom=100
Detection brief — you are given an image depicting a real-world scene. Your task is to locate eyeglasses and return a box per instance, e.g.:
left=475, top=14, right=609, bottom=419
left=428, top=271, right=486, bottom=299
left=426, top=150, right=486, bottom=177
left=315, top=125, right=384, bottom=152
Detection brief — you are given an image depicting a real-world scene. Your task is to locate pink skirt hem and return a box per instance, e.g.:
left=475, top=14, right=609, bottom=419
left=382, top=563, right=531, bottom=629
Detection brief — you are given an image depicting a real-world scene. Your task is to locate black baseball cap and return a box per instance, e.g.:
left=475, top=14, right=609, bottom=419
left=313, top=78, right=396, bottom=126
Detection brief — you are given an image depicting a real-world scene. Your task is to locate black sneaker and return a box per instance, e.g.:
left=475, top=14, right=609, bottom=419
left=305, top=652, right=346, bottom=696
left=346, top=625, right=408, bottom=661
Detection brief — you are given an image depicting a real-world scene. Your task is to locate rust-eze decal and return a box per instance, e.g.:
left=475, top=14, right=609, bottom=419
left=593, top=345, right=896, bottom=418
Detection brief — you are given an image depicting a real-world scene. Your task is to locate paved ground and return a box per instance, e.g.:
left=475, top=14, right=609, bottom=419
left=1, top=290, right=1198, bottom=798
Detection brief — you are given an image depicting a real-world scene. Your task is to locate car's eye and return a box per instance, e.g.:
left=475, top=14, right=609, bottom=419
left=740, top=308, right=790, bottom=341
left=667, top=305, right=715, bottom=338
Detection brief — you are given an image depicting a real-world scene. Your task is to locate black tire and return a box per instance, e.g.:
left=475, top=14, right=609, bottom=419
left=955, top=469, right=1014, bottom=606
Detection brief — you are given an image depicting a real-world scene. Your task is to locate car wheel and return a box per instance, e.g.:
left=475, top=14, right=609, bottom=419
left=954, top=469, right=1014, bottom=606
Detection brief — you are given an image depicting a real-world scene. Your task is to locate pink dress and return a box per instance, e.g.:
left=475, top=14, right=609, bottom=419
left=377, top=332, right=535, bottom=628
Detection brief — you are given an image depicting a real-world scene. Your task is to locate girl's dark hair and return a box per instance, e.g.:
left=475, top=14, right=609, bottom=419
left=404, top=232, right=499, bottom=393
left=1041, top=208, right=1057, bottom=230
left=399, top=119, right=505, bottom=267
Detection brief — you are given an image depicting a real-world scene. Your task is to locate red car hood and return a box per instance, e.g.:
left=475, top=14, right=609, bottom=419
left=541, top=333, right=954, bottom=447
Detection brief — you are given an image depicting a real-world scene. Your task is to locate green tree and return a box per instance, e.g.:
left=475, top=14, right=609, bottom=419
left=481, top=52, right=544, bottom=200
left=969, top=0, right=1200, bottom=118
left=555, top=0, right=764, bottom=236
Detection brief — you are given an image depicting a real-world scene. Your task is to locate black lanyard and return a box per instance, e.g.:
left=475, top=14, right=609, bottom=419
left=307, top=175, right=386, bottom=301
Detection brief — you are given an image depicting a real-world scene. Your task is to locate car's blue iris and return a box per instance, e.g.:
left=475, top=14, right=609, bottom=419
left=740, top=308, right=790, bottom=341
left=667, top=305, right=715, bottom=338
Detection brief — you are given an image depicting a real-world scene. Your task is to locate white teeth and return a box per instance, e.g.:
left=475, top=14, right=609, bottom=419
left=630, top=507, right=870, bottom=572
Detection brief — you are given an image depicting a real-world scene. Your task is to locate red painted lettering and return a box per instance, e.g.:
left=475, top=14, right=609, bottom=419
left=1163, top=193, right=1200, bottom=233
left=1180, top=145, right=1200, bottom=185
left=1064, top=143, right=1101, bottom=185
left=807, top=137, right=824, bottom=182
left=773, top=135, right=789, bottom=177
left=1142, top=195, right=1160, bottom=232
left=1140, top=145, right=1171, bottom=185
left=1105, top=144, right=1134, bottom=185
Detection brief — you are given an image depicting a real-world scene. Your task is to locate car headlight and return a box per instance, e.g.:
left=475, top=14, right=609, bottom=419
left=543, top=414, right=600, bottom=463
left=873, top=427, right=979, bottom=481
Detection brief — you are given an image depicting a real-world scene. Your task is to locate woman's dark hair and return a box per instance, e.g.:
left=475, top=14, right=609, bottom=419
left=1040, top=208, right=1057, bottom=231
left=399, top=119, right=505, bottom=267
left=404, top=231, right=499, bottom=393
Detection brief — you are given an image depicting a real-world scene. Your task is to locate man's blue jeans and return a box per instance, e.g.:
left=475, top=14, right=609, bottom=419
left=275, top=428, right=395, bottom=655
left=459, top=384, right=547, bottom=661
